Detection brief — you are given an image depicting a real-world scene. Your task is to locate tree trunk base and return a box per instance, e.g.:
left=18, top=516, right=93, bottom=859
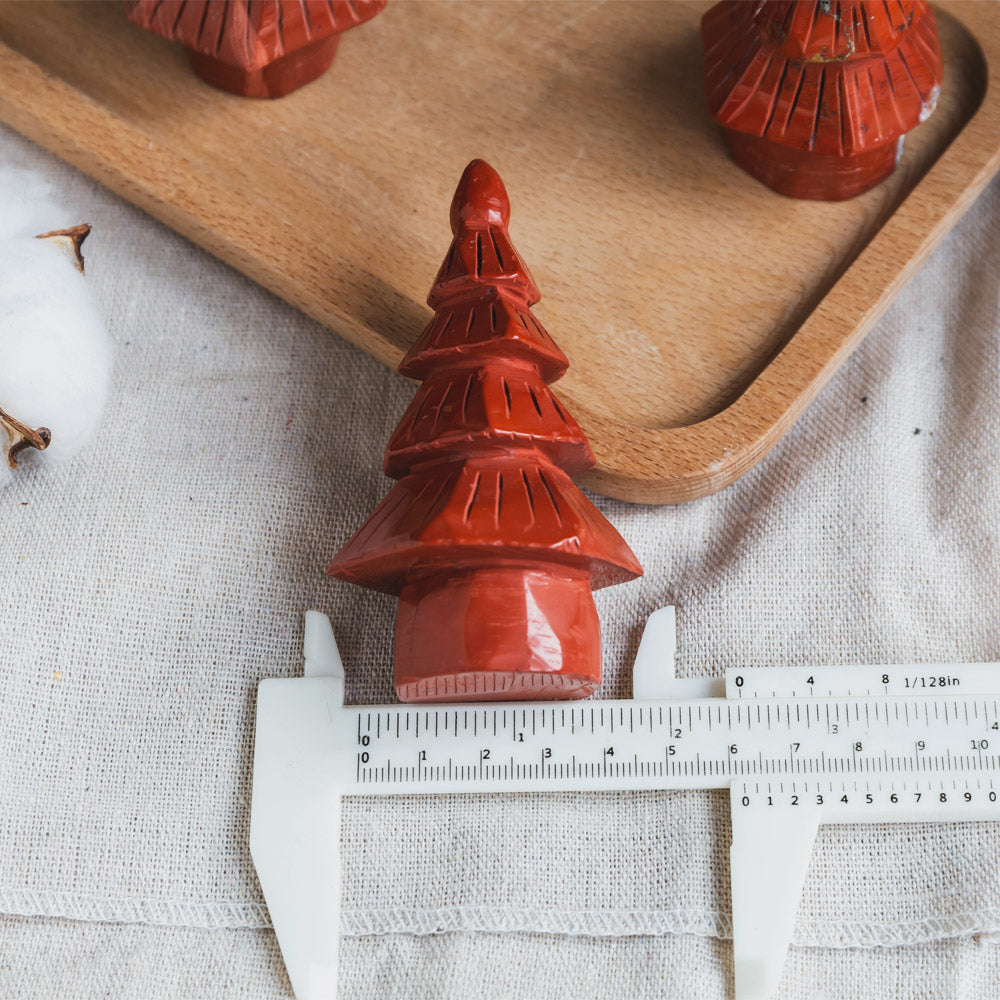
left=723, top=130, right=901, bottom=201
left=187, top=35, right=340, bottom=99
left=394, top=566, right=601, bottom=703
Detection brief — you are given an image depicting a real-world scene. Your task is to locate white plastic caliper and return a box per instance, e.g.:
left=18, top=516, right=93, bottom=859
left=251, top=608, right=1000, bottom=999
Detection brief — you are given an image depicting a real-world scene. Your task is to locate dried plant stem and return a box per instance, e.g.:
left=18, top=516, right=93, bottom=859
left=0, top=405, right=51, bottom=469
left=35, top=223, right=91, bottom=273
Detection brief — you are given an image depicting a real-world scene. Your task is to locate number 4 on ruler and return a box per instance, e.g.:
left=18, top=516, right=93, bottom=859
left=251, top=608, right=1000, bottom=1000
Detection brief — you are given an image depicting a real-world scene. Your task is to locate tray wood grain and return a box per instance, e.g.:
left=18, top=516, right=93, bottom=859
left=0, top=1, right=997, bottom=503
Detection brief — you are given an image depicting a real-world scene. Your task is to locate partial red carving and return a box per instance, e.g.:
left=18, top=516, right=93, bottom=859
left=328, top=160, right=642, bottom=703
left=126, top=0, right=385, bottom=99
left=701, top=1, right=943, bottom=200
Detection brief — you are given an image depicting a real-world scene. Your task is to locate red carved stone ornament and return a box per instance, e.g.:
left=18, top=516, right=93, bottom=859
left=126, top=0, right=385, bottom=99
left=701, top=1, right=943, bottom=200
left=327, top=160, right=642, bottom=704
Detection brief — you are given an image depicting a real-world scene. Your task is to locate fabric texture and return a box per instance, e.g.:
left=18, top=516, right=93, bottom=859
left=1, top=118, right=999, bottom=999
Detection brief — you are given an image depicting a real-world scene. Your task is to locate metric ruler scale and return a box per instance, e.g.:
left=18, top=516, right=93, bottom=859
left=250, top=609, right=1000, bottom=1000
left=350, top=697, right=1000, bottom=796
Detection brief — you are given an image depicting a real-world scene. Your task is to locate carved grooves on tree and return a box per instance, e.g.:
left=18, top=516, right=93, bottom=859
left=400, top=297, right=567, bottom=382
left=127, top=0, right=384, bottom=68
left=702, top=0, right=941, bottom=155
left=385, top=366, right=592, bottom=476
left=327, top=160, right=641, bottom=703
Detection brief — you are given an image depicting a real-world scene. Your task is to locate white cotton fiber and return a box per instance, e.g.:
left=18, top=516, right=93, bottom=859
left=0, top=169, right=112, bottom=488
left=0, top=165, right=74, bottom=239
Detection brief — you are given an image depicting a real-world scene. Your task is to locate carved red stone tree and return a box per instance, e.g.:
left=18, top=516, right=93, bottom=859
left=328, top=160, right=642, bottom=703
left=702, top=0, right=943, bottom=199
left=127, top=0, right=385, bottom=99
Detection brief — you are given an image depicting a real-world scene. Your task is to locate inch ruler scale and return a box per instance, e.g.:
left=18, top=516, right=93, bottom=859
left=250, top=608, right=1000, bottom=1000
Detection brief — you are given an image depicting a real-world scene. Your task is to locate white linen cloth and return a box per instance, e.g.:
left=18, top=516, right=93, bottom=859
left=1, top=121, right=999, bottom=999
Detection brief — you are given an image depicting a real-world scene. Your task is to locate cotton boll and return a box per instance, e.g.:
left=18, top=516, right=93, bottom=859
left=0, top=166, right=71, bottom=239
left=0, top=232, right=112, bottom=479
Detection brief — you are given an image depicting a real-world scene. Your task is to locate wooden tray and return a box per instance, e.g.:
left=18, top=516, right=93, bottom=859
left=0, top=1, right=997, bottom=504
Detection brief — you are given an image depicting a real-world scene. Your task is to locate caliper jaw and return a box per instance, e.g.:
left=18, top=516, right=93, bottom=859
left=250, top=612, right=347, bottom=1000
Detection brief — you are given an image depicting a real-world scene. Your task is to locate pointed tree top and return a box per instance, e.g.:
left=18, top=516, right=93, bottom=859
left=429, top=159, right=540, bottom=308
left=404, top=161, right=564, bottom=379
left=450, top=160, right=511, bottom=234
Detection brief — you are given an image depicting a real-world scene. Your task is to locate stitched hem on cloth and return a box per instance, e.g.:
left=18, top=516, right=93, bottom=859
left=1, top=890, right=999, bottom=950
left=0, top=887, right=270, bottom=929
left=343, top=906, right=1000, bottom=950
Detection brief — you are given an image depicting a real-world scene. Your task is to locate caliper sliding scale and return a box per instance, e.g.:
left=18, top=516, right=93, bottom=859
left=251, top=608, right=1000, bottom=1000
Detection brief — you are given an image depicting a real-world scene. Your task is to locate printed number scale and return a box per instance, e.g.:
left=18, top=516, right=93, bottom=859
left=250, top=608, right=1000, bottom=1000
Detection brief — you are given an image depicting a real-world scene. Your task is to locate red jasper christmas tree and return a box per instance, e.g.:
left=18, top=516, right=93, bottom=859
left=127, top=0, right=385, bottom=99
left=701, top=0, right=942, bottom=200
left=328, top=160, right=642, bottom=703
